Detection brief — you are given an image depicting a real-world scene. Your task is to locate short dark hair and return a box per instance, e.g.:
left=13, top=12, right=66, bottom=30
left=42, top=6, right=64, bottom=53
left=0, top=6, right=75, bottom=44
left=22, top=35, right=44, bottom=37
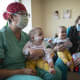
left=75, top=16, right=80, bottom=24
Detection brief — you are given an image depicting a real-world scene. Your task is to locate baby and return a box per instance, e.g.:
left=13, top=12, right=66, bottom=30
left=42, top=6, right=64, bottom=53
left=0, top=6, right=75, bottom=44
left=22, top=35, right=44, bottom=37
left=53, top=26, right=74, bottom=71
left=23, top=27, right=55, bottom=74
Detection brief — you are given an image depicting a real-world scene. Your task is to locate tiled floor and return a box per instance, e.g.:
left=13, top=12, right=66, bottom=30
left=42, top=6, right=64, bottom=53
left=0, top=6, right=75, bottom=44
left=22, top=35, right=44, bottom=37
left=68, top=72, right=80, bottom=80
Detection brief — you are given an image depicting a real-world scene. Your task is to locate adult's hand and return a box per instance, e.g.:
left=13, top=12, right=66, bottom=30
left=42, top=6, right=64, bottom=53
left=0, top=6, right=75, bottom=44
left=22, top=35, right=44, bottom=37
left=0, top=68, right=37, bottom=79
left=54, top=44, right=65, bottom=52
left=28, top=49, right=44, bottom=60
left=23, top=68, right=37, bottom=75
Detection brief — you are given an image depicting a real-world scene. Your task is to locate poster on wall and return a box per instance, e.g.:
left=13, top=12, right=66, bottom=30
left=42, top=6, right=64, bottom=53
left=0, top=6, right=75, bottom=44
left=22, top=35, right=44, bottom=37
left=54, top=10, right=60, bottom=19
left=63, top=9, right=71, bottom=19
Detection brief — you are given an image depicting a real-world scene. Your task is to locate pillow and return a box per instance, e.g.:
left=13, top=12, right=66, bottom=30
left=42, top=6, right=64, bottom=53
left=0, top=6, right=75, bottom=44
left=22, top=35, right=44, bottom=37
left=6, top=75, right=43, bottom=80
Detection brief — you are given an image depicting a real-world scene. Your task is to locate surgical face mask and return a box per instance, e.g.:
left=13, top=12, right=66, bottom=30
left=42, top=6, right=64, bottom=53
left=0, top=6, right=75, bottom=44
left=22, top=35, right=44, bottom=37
left=16, top=15, right=28, bottom=29
left=76, top=24, right=80, bottom=31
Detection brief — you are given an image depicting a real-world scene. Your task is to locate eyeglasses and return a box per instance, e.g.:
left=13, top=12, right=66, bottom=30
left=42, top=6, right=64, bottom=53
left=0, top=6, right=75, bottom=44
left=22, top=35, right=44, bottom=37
left=13, top=11, right=30, bottom=18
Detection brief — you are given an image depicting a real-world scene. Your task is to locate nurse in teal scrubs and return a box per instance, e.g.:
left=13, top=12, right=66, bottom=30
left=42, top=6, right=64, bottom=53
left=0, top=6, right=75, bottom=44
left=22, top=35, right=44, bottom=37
left=0, top=2, right=43, bottom=80
left=0, top=2, right=62, bottom=80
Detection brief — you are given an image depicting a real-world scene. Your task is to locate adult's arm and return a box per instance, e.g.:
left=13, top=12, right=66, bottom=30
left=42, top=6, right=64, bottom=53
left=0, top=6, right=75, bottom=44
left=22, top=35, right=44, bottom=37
left=66, top=26, right=71, bottom=37
left=53, top=44, right=65, bottom=52
left=52, top=38, right=65, bottom=52
left=63, top=38, right=72, bottom=48
left=28, top=49, right=45, bottom=60
left=0, top=59, right=36, bottom=79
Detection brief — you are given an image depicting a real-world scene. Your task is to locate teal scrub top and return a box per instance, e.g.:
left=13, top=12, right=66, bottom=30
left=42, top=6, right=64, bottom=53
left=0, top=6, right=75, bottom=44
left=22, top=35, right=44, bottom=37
left=67, top=26, right=80, bottom=39
left=0, top=26, right=30, bottom=69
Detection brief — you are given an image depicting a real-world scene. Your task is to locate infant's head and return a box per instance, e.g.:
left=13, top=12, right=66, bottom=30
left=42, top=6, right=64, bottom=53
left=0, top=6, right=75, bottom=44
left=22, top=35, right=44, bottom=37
left=58, top=26, right=67, bottom=39
left=29, top=27, right=44, bottom=43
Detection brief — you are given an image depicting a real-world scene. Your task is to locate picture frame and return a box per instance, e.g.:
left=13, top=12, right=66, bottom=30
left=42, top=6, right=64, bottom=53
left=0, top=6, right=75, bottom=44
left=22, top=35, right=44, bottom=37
left=54, top=10, right=60, bottom=19
left=63, top=9, right=71, bottom=19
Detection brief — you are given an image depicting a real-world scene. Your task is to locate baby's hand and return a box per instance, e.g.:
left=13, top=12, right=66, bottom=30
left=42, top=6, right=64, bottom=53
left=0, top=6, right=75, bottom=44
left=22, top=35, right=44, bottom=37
left=49, top=68, right=56, bottom=74
left=49, top=62, right=54, bottom=68
left=67, top=61, right=72, bottom=67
